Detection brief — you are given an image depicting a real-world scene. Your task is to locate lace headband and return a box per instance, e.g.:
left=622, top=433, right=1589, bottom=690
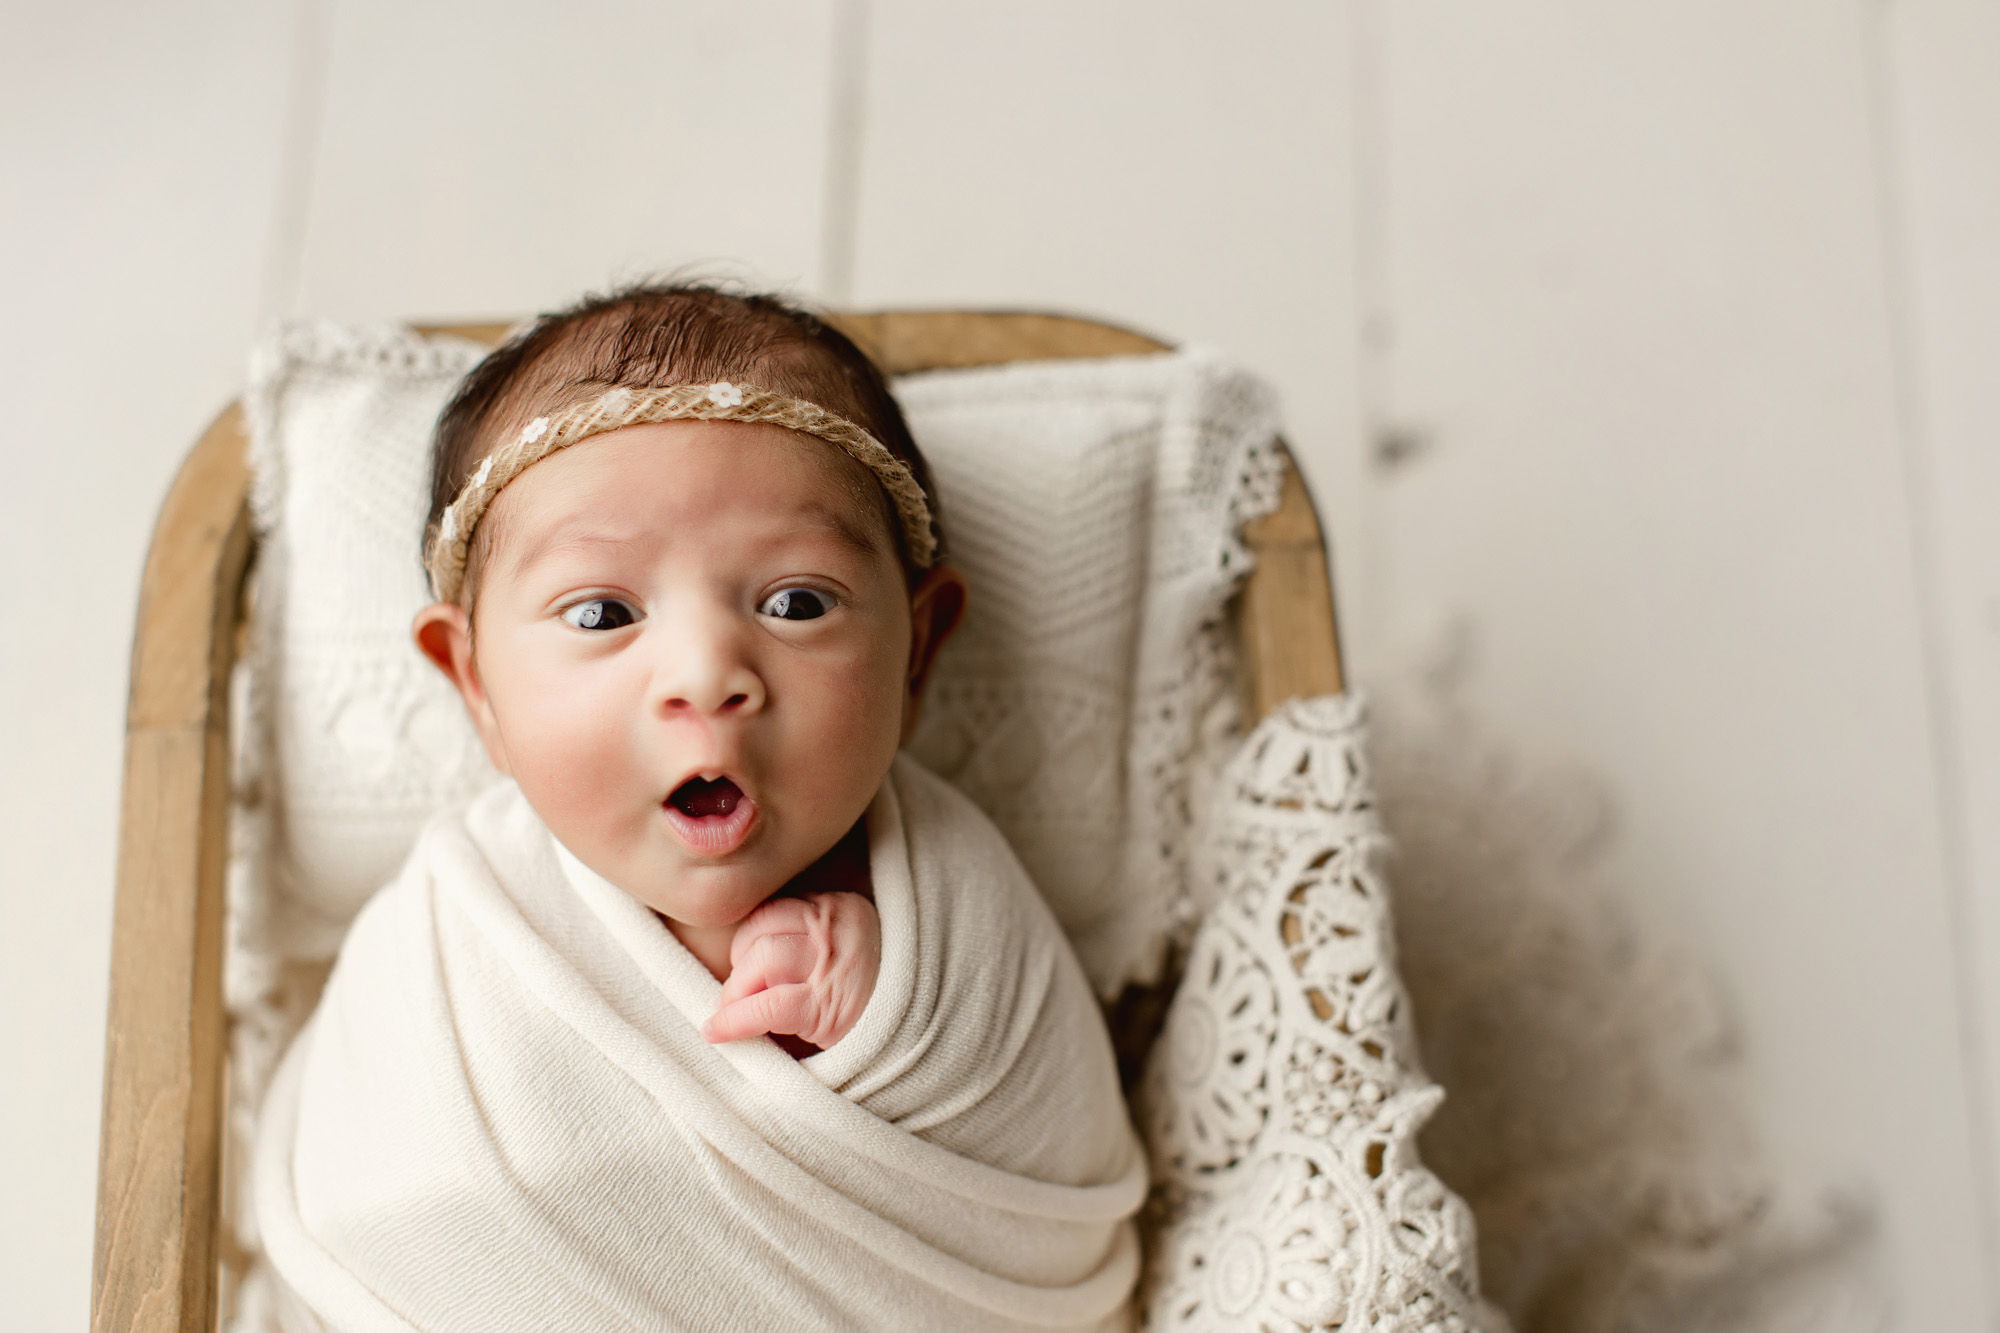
left=424, top=381, right=938, bottom=602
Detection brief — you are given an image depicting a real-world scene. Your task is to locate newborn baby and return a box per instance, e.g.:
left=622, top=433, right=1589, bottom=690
left=249, top=285, right=1145, bottom=1332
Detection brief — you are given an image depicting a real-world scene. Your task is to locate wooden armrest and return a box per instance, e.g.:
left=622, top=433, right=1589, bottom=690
left=94, top=405, right=252, bottom=1333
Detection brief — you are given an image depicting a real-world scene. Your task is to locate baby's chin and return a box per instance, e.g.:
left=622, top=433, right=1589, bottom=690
left=610, top=843, right=812, bottom=930
left=553, top=802, right=856, bottom=926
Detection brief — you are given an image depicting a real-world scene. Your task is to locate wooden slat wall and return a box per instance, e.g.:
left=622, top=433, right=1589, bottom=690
left=282, top=1, right=840, bottom=320
left=1884, top=2, right=2000, bottom=1269
left=1363, top=7, right=1990, bottom=1316
left=845, top=0, right=1371, bottom=654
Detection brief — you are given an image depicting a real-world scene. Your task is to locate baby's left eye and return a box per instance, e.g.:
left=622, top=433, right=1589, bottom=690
left=758, top=588, right=833, bottom=621
left=561, top=598, right=639, bottom=631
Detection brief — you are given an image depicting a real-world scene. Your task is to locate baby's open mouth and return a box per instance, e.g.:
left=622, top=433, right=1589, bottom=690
left=662, top=775, right=757, bottom=856
left=669, top=775, right=743, bottom=819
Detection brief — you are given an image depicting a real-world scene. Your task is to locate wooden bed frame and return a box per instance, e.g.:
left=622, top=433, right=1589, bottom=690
left=91, top=310, right=1344, bottom=1332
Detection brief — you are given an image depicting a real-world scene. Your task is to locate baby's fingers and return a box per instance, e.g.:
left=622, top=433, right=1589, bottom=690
left=702, top=984, right=822, bottom=1045
left=713, top=931, right=819, bottom=1010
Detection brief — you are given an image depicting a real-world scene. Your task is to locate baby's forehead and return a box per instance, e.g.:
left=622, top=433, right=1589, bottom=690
left=489, top=421, right=896, bottom=572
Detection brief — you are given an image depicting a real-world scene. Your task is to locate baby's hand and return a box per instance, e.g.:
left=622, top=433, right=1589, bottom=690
left=702, top=892, right=881, bottom=1051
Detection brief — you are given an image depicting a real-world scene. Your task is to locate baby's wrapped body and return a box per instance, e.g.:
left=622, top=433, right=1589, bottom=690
left=252, top=755, right=1146, bottom=1332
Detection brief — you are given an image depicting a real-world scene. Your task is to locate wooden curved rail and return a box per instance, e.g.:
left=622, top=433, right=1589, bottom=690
left=93, top=404, right=251, bottom=1333
left=93, top=310, right=1342, bottom=1332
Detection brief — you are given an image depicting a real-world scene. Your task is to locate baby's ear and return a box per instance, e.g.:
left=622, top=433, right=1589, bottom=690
left=412, top=601, right=512, bottom=776
left=900, top=565, right=969, bottom=743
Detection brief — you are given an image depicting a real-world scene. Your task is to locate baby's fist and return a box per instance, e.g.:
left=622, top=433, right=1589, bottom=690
left=702, top=891, right=881, bottom=1051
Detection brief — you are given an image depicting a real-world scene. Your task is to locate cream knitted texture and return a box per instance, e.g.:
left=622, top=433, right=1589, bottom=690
left=897, top=351, right=1285, bottom=996
left=249, top=756, right=1145, bottom=1332
left=239, top=323, right=501, bottom=969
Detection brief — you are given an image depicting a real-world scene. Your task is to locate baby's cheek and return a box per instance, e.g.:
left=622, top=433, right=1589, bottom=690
left=497, top=673, right=648, bottom=834
left=806, top=647, right=904, bottom=757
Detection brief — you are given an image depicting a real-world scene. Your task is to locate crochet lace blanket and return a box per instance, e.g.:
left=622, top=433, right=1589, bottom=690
left=1140, top=696, right=1503, bottom=1332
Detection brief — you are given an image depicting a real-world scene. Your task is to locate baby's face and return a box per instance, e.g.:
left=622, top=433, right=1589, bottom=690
left=438, top=421, right=927, bottom=932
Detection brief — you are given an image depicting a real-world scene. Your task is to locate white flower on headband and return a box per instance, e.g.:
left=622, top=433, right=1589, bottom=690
left=439, top=508, right=459, bottom=542
left=471, top=455, right=496, bottom=488
left=520, top=417, right=550, bottom=444
left=707, top=382, right=745, bottom=409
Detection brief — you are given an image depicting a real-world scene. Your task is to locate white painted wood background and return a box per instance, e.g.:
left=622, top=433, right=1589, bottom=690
left=2, top=1, right=1993, bottom=1327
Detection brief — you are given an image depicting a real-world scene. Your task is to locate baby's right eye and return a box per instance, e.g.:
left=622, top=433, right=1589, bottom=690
left=560, top=598, right=639, bottom=631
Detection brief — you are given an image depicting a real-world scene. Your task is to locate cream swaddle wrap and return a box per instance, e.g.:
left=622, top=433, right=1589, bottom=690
left=251, top=754, right=1145, bottom=1332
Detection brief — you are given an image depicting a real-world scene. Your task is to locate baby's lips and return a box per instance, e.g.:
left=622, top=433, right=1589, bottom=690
left=660, top=788, right=758, bottom=857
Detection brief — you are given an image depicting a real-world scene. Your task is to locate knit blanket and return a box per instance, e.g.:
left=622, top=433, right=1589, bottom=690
left=248, top=755, right=1146, bottom=1332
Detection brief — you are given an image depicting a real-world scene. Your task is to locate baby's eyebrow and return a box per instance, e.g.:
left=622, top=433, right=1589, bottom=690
left=502, top=522, right=645, bottom=577
left=800, top=500, right=890, bottom=560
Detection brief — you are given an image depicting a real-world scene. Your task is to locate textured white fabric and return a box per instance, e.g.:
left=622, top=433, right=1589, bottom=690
left=897, top=354, right=1285, bottom=994
left=235, top=322, right=1285, bottom=998
left=1140, top=697, right=1505, bottom=1333
left=250, top=755, right=1145, bottom=1332
left=239, top=324, right=500, bottom=968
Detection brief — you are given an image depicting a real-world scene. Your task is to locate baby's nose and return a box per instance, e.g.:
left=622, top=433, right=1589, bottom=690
left=661, top=680, right=763, bottom=714
left=654, top=634, right=766, bottom=718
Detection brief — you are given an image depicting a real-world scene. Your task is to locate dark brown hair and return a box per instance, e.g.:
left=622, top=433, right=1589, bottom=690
left=426, top=281, right=939, bottom=600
